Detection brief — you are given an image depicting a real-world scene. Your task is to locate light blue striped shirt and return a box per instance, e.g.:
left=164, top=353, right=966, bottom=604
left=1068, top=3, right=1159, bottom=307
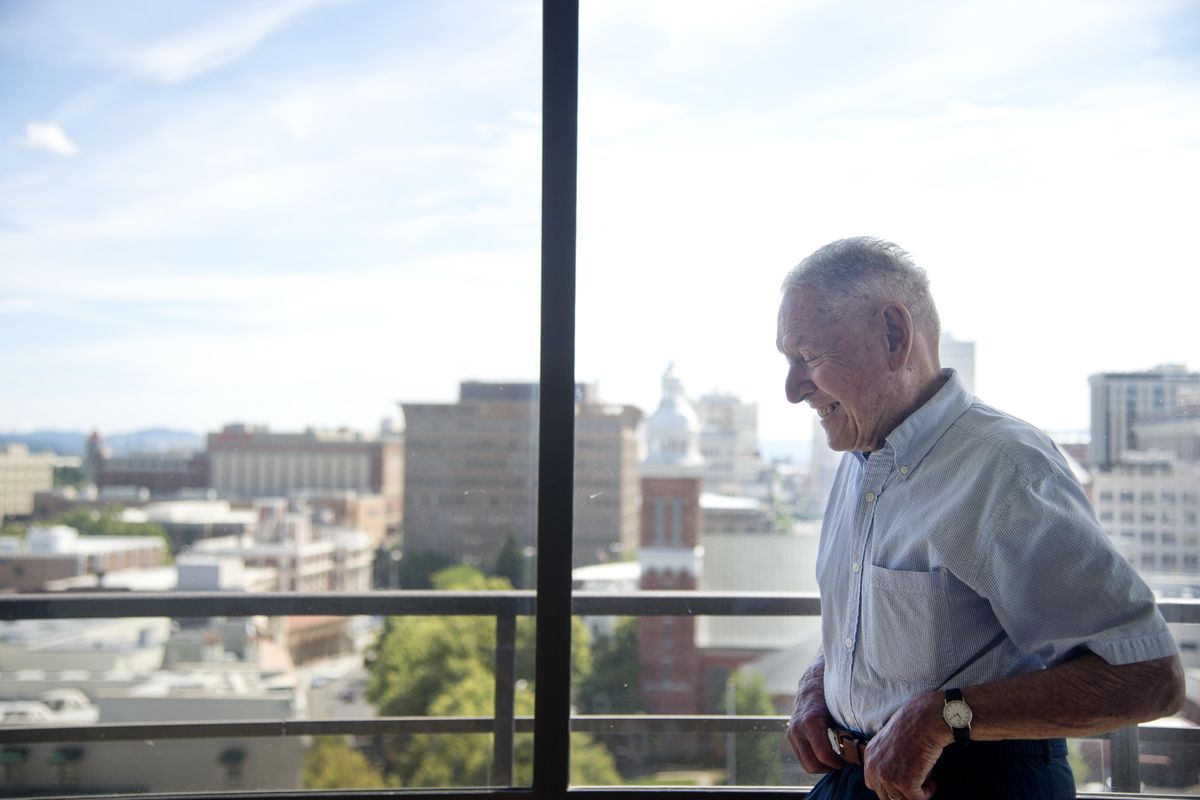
left=818, top=369, right=1177, bottom=735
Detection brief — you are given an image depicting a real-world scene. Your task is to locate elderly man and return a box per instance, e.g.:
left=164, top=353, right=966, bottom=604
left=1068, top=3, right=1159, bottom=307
left=780, top=237, right=1184, bottom=800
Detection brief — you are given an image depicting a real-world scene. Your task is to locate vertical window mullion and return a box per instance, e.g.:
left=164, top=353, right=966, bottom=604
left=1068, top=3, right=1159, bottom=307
left=533, top=0, right=579, bottom=795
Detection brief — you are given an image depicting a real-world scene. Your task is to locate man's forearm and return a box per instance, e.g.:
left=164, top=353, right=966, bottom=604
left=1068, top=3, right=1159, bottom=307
left=906, top=653, right=1185, bottom=747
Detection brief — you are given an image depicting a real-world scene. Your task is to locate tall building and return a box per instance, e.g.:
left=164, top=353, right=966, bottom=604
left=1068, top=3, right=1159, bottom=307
left=1089, top=365, right=1200, bottom=468
left=636, top=366, right=706, bottom=714
left=575, top=402, right=643, bottom=565
left=0, top=444, right=56, bottom=522
left=206, top=424, right=403, bottom=534
left=636, top=476, right=703, bottom=714
left=1093, top=457, right=1200, bottom=575
left=1132, top=386, right=1200, bottom=464
left=401, top=382, right=642, bottom=568
left=697, top=391, right=763, bottom=495
left=939, top=332, right=976, bottom=395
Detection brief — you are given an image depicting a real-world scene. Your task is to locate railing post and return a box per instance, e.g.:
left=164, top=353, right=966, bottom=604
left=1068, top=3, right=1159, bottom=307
left=1110, top=724, right=1141, bottom=793
left=492, top=607, right=518, bottom=785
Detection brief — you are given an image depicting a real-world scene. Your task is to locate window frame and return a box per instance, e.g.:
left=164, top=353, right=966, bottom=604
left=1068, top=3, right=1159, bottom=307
left=0, top=3, right=1194, bottom=798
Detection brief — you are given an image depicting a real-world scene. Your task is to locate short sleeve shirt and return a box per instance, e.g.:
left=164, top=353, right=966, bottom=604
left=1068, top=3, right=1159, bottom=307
left=818, top=369, right=1178, bottom=735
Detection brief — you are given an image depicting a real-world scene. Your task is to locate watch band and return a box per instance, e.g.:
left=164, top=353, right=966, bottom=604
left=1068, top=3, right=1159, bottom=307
left=943, top=688, right=971, bottom=746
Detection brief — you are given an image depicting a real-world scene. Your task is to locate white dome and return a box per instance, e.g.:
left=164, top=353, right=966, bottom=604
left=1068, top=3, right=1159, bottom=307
left=645, top=363, right=705, bottom=468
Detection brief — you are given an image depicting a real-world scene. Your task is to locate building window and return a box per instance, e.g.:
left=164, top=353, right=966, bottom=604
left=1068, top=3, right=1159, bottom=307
left=670, top=499, right=684, bottom=546
left=654, top=499, right=665, bottom=545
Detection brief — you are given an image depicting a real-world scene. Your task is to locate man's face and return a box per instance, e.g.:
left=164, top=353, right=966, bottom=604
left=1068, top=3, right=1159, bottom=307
left=776, top=286, right=893, bottom=453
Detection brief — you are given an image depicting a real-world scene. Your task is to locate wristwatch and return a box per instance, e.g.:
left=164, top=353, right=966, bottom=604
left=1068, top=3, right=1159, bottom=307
left=942, top=688, right=972, bottom=746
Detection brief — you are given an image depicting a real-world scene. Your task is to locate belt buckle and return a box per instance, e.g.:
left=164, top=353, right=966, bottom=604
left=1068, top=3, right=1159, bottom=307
left=827, top=728, right=845, bottom=758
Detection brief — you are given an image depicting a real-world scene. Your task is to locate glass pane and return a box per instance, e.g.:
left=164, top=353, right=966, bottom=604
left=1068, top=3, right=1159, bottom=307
left=0, top=0, right=540, bottom=793
left=575, top=0, right=1200, bottom=790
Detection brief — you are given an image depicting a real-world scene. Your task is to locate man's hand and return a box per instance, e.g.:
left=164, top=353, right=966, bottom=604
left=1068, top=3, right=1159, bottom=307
left=862, top=691, right=948, bottom=800
left=786, top=655, right=844, bottom=774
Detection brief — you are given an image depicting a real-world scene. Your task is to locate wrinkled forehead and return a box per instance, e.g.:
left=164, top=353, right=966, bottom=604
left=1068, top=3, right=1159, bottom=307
left=776, top=287, right=829, bottom=348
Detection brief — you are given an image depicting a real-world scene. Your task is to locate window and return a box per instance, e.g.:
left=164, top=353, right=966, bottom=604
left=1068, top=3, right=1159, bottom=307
left=2, top=0, right=544, bottom=794
left=5, top=1, right=1200, bottom=798
left=573, top=0, right=1198, bottom=793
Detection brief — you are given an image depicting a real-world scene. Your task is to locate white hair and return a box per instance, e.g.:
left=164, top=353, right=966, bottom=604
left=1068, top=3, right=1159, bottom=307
left=780, top=237, right=941, bottom=341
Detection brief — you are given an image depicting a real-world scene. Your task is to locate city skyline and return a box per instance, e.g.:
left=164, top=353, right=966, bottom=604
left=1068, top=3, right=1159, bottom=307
left=3, top=0, right=1198, bottom=443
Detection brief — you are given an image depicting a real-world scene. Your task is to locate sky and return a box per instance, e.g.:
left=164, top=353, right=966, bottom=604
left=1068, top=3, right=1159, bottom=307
left=2, top=0, right=1199, bottom=448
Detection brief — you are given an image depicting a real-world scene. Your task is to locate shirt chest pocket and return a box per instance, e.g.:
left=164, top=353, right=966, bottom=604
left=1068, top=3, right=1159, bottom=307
left=862, top=564, right=953, bottom=685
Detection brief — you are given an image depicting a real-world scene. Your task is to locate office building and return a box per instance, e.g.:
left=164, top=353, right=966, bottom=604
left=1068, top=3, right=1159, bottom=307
left=206, top=424, right=403, bottom=534
left=1132, top=386, right=1200, bottom=464
left=1089, top=366, right=1200, bottom=468
left=1093, top=457, right=1200, bottom=576
left=697, top=391, right=764, bottom=496
left=0, top=444, right=56, bottom=522
left=401, top=381, right=641, bottom=568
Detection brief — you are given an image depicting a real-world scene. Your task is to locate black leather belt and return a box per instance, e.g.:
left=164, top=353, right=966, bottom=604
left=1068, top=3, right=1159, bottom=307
left=827, top=728, right=1066, bottom=769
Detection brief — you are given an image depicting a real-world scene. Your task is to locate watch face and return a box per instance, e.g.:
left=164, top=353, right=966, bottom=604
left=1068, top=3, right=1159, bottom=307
left=944, top=700, right=972, bottom=728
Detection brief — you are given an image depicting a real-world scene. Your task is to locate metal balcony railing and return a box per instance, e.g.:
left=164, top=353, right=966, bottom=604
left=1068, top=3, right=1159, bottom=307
left=2, top=591, right=1199, bottom=797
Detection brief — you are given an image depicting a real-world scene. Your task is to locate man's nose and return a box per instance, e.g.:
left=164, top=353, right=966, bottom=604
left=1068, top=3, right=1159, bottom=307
left=785, top=365, right=809, bottom=404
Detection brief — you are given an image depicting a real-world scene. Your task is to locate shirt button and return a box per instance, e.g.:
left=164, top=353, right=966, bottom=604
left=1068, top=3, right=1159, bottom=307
left=844, top=638, right=853, bottom=649
left=851, top=563, right=860, bottom=573
left=865, top=492, right=876, bottom=503
left=899, top=466, right=910, bottom=475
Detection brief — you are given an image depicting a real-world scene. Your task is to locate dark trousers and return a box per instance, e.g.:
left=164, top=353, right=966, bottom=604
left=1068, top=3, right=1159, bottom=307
left=807, top=739, right=1075, bottom=800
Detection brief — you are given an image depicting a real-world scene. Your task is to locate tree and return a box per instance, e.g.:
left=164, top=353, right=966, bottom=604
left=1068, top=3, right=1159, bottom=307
left=365, top=565, right=617, bottom=787
left=491, top=535, right=530, bottom=589
left=391, top=549, right=456, bottom=589
left=575, top=617, right=641, bottom=714
left=728, top=670, right=785, bottom=786
left=303, top=737, right=386, bottom=789
left=52, top=463, right=86, bottom=489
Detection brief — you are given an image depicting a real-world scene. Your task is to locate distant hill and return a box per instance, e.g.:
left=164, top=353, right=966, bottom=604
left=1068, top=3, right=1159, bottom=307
left=0, top=429, right=203, bottom=457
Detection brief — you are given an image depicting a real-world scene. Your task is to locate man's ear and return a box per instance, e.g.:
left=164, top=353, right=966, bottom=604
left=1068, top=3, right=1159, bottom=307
left=881, top=303, right=914, bottom=371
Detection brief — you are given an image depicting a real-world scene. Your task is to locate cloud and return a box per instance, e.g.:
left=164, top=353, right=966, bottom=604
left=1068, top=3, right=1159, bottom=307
left=14, top=121, right=79, bottom=156
left=111, top=0, right=334, bottom=84
left=0, top=0, right=335, bottom=85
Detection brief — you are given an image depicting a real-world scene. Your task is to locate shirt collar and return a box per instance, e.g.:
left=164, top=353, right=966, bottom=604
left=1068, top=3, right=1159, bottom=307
left=868, top=368, right=973, bottom=474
